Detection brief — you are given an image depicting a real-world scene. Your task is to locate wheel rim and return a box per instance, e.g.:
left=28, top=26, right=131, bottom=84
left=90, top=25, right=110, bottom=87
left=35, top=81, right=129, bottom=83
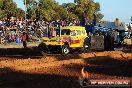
left=63, top=47, right=69, bottom=54
left=84, top=45, right=89, bottom=48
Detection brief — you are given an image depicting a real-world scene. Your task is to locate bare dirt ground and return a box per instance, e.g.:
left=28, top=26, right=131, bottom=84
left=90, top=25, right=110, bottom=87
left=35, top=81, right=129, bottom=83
left=0, top=46, right=131, bottom=88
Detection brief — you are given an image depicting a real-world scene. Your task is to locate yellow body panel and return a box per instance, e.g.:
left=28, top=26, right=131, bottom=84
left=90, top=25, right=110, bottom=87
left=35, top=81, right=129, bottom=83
left=70, top=44, right=82, bottom=48
left=40, top=26, right=88, bottom=48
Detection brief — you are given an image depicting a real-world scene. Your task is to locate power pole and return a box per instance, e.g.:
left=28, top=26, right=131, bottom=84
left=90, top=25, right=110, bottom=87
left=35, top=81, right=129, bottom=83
left=25, top=0, right=27, bottom=31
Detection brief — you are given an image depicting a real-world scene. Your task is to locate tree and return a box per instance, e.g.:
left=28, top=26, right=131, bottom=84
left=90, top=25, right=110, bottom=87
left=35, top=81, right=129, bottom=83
left=0, top=0, right=23, bottom=19
left=22, top=0, right=103, bottom=22
left=33, top=0, right=56, bottom=21
left=0, top=0, right=3, bottom=8
left=16, top=8, right=25, bottom=20
left=74, top=0, right=103, bottom=23
left=23, top=0, right=38, bottom=19
left=62, top=3, right=78, bottom=20
left=54, top=5, right=68, bottom=20
left=0, top=0, right=25, bottom=19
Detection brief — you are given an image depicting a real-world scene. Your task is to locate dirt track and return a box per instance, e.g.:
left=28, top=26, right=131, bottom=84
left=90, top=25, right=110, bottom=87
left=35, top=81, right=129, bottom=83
left=0, top=48, right=131, bottom=88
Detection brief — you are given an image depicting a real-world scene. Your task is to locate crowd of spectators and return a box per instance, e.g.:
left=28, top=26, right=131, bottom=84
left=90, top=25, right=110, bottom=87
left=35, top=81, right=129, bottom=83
left=0, top=17, right=80, bottom=44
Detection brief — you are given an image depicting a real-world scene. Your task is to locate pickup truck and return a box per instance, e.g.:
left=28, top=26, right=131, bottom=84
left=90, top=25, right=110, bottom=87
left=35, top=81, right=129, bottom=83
left=38, top=26, right=90, bottom=55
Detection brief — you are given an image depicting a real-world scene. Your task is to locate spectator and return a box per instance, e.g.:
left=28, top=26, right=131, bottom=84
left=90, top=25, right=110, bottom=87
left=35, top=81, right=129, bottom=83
left=22, top=32, right=27, bottom=48
left=0, top=17, right=81, bottom=45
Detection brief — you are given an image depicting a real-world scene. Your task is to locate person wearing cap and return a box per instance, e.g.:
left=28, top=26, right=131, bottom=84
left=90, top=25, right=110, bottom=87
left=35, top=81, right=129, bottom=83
left=22, top=32, right=27, bottom=48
